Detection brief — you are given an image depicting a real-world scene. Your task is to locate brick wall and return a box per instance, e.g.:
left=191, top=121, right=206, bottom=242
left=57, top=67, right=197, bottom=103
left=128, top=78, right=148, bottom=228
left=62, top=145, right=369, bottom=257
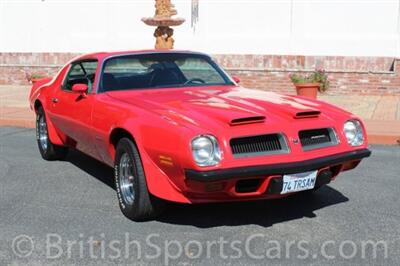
left=213, top=54, right=399, bottom=95
left=0, top=53, right=399, bottom=95
left=0, top=53, right=78, bottom=85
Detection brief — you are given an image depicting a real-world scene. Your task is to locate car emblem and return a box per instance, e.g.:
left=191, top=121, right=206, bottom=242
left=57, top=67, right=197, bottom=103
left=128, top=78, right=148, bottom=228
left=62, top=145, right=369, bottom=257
left=292, top=138, right=300, bottom=144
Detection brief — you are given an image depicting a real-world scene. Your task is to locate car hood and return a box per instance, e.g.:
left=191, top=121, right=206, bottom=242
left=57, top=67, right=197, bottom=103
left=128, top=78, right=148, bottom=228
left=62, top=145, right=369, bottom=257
left=106, top=86, right=347, bottom=129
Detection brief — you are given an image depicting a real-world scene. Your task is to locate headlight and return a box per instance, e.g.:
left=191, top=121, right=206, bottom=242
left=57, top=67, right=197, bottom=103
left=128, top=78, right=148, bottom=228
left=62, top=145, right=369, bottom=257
left=191, top=135, right=221, bottom=166
left=343, top=120, right=364, bottom=146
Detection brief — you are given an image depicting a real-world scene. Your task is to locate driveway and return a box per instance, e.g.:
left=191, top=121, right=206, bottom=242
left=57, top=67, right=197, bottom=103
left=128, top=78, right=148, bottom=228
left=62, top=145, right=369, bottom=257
left=0, top=127, right=399, bottom=265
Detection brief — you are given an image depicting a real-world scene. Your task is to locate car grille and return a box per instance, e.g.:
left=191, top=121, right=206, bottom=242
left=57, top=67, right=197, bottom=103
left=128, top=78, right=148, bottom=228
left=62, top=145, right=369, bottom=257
left=230, top=134, right=289, bottom=158
left=299, top=128, right=338, bottom=150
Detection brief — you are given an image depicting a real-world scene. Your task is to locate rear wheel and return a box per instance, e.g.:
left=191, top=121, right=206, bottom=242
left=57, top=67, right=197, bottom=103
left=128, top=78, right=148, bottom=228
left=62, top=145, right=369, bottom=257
left=114, top=138, right=166, bottom=221
left=36, top=107, right=68, bottom=160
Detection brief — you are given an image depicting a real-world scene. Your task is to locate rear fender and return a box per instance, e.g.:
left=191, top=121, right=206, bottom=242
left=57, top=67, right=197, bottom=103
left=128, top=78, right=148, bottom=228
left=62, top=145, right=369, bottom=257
left=33, top=99, right=65, bottom=146
left=29, top=78, right=53, bottom=109
left=43, top=110, right=66, bottom=146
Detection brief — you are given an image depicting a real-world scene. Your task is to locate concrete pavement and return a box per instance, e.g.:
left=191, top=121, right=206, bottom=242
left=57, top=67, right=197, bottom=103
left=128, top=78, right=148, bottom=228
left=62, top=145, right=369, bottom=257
left=1, top=85, right=399, bottom=144
left=319, top=95, right=400, bottom=144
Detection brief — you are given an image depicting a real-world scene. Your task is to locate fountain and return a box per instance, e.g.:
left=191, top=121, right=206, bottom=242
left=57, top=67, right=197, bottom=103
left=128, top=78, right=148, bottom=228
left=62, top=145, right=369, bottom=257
left=142, top=0, right=185, bottom=49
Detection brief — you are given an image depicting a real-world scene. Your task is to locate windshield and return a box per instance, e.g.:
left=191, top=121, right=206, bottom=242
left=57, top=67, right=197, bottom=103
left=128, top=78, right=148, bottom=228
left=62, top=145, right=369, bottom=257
left=100, top=53, right=234, bottom=92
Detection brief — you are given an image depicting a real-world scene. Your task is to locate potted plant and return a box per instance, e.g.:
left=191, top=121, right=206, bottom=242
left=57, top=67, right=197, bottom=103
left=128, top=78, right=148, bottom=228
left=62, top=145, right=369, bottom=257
left=30, top=73, right=46, bottom=84
left=25, top=72, right=46, bottom=84
left=289, top=69, right=329, bottom=99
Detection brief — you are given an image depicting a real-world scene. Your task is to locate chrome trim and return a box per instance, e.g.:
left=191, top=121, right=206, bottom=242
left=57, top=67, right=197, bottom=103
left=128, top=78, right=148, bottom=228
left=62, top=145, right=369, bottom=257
left=118, top=152, right=136, bottom=205
left=38, top=114, right=48, bottom=151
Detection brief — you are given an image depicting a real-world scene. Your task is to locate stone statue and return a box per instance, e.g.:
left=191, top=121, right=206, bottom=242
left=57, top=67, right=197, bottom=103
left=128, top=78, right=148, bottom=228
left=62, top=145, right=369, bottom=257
left=155, top=0, right=177, bottom=18
left=165, top=27, right=175, bottom=48
left=154, top=27, right=175, bottom=49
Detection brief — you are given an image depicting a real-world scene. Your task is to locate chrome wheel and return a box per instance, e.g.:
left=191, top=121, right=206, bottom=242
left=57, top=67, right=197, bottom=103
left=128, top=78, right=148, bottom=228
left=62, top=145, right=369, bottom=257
left=38, top=114, right=48, bottom=151
left=119, top=152, right=136, bottom=205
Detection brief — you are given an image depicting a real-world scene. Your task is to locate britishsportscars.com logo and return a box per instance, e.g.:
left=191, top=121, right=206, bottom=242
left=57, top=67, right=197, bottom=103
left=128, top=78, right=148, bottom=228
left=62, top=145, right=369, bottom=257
left=10, top=233, right=389, bottom=265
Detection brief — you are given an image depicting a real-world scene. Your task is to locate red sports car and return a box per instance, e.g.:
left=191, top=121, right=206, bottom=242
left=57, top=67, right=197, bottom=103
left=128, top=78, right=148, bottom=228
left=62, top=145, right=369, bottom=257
left=29, top=50, right=371, bottom=221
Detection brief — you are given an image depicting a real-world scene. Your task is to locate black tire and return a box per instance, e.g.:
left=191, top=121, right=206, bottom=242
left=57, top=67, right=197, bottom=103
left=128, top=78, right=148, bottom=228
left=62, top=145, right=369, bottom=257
left=114, top=138, right=166, bottom=221
left=36, top=107, right=68, bottom=161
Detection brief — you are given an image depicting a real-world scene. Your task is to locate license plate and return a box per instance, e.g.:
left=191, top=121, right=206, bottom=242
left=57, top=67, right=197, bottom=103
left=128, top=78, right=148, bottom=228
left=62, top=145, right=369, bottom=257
left=281, top=171, right=317, bottom=194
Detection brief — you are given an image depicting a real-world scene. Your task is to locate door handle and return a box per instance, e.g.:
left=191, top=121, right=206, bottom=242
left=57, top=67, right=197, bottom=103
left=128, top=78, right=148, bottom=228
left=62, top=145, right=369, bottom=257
left=52, top=98, right=59, bottom=103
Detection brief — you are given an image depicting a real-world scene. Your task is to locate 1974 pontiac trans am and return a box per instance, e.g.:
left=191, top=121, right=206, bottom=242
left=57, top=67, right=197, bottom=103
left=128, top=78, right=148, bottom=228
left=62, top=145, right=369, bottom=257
left=29, top=50, right=371, bottom=221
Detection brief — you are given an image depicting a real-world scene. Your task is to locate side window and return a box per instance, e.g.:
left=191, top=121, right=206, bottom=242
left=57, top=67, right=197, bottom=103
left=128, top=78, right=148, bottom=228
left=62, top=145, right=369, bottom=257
left=63, top=60, right=98, bottom=92
left=81, top=61, right=98, bottom=76
left=69, top=64, right=85, bottom=76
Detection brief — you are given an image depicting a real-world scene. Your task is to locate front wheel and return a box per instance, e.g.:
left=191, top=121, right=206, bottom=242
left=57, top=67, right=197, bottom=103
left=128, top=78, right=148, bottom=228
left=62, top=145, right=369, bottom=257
left=36, top=107, right=68, bottom=160
left=114, top=138, right=166, bottom=221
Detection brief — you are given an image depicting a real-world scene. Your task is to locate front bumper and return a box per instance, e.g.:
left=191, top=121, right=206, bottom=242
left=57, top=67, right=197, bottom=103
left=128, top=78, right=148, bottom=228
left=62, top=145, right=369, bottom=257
left=185, top=148, right=371, bottom=182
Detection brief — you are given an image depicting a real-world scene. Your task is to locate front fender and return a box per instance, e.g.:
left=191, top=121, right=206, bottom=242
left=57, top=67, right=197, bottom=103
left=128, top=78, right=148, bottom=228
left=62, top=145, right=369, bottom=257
left=113, top=117, right=194, bottom=203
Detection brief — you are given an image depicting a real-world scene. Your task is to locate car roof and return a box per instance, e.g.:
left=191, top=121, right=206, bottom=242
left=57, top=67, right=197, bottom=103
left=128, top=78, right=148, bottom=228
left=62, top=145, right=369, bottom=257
left=74, top=50, right=210, bottom=62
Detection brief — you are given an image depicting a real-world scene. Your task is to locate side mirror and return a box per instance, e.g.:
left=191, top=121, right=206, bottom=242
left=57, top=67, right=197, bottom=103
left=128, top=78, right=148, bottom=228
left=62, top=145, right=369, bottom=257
left=72, top=83, right=88, bottom=94
left=232, top=76, right=241, bottom=84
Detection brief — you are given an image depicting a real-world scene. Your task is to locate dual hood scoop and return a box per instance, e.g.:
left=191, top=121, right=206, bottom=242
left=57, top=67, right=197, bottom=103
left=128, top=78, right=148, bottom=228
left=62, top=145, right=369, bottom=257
left=230, top=116, right=266, bottom=126
left=229, top=110, right=319, bottom=126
